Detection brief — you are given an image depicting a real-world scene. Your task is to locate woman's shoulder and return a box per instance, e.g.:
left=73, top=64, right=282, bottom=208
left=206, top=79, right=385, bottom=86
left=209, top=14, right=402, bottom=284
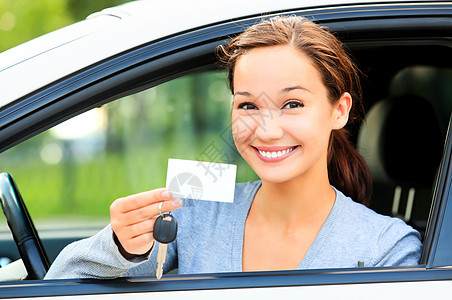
left=332, top=188, right=422, bottom=266
left=334, top=188, right=410, bottom=232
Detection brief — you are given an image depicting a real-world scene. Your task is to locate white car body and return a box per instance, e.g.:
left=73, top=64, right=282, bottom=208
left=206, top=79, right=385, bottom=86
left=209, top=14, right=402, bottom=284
left=0, top=0, right=451, bottom=298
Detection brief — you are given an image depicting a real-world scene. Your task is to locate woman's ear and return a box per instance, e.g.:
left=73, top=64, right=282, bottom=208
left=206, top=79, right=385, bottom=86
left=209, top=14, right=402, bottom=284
left=332, top=92, right=352, bottom=129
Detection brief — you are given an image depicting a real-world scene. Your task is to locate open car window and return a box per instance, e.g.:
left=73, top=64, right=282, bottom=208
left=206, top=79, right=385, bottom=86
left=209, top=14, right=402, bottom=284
left=0, top=58, right=450, bottom=271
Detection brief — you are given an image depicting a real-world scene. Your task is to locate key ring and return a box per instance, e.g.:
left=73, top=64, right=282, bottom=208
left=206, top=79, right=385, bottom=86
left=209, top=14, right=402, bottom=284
left=158, top=201, right=172, bottom=218
left=158, top=201, right=163, bottom=217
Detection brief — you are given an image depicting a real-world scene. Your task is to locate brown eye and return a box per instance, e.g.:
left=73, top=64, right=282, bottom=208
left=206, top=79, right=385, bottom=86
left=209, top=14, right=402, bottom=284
left=282, top=100, right=304, bottom=109
left=238, top=102, right=258, bottom=110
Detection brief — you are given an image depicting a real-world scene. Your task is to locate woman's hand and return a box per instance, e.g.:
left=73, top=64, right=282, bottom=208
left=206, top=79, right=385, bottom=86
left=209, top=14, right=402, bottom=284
left=110, top=188, right=183, bottom=257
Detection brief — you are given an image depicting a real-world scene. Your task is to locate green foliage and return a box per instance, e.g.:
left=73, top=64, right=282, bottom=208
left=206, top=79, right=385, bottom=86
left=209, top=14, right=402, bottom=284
left=0, top=0, right=129, bottom=53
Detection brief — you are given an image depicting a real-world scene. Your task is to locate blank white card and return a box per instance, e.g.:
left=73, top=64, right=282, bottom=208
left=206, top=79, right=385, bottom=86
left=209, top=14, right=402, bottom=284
left=166, top=158, right=237, bottom=203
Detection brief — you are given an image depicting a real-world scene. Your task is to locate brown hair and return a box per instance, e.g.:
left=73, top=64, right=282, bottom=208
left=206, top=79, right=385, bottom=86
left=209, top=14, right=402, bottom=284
left=217, top=16, right=372, bottom=206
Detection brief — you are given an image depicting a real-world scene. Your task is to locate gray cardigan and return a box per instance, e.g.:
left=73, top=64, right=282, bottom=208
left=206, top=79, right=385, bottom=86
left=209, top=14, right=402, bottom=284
left=45, top=181, right=421, bottom=279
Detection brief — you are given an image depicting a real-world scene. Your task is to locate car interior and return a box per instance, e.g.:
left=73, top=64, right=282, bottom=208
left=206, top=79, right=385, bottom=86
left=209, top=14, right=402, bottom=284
left=353, top=45, right=450, bottom=239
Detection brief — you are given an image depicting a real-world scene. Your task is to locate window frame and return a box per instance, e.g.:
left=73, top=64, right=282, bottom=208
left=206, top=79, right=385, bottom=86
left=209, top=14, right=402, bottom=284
left=422, top=115, right=452, bottom=268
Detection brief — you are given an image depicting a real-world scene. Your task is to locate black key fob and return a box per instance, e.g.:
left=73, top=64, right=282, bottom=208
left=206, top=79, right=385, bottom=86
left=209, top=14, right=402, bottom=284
left=153, top=213, right=178, bottom=244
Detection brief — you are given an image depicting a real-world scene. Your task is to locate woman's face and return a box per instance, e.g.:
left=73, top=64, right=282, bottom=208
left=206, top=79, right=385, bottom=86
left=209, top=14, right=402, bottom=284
left=231, top=45, right=351, bottom=184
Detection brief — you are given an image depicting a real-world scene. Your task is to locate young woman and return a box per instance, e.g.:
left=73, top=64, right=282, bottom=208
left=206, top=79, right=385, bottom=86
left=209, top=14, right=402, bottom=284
left=45, top=16, right=421, bottom=279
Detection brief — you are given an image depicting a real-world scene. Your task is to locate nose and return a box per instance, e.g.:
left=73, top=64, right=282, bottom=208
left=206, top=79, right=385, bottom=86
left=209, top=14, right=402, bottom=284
left=254, top=110, right=283, bottom=141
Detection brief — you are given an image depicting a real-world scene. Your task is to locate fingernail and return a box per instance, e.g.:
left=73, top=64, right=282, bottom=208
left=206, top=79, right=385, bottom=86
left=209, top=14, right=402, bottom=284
left=161, top=190, right=172, bottom=200
left=172, top=197, right=183, bottom=208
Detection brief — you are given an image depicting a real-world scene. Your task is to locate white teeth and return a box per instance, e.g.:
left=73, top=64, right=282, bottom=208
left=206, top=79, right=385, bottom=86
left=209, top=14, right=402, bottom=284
left=258, top=147, right=295, bottom=159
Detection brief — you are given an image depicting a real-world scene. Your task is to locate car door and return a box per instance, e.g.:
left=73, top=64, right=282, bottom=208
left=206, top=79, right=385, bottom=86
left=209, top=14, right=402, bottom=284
left=0, top=2, right=452, bottom=299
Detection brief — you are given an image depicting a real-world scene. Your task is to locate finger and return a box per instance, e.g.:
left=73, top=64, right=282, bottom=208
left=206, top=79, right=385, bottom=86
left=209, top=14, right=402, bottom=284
left=111, top=188, right=172, bottom=214
left=121, top=218, right=158, bottom=240
left=158, top=197, right=183, bottom=215
left=112, top=217, right=156, bottom=246
left=112, top=197, right=183, bottom=227
left=120, top=233, right=155, bottom=256
left=119, top=197, right=183, bottom=225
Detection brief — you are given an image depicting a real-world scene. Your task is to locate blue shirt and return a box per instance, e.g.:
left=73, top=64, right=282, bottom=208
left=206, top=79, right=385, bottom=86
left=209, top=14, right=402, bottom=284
left=45, top=181, right=421, bottom=279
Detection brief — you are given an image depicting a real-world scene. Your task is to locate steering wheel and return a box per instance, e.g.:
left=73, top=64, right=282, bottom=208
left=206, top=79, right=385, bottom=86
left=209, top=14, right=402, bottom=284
left=0, top=173, right=49, bottom=280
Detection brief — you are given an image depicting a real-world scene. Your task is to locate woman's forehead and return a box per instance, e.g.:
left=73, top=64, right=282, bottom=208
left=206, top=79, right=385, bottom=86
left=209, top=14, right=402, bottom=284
left=233, top=45, right=323, bottom=95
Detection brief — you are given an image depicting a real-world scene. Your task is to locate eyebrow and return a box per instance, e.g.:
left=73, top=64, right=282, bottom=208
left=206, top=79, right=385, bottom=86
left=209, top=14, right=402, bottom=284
left=280, top=85, right=311, bottom=94
left=233, top=91, right=252, bottom=97
left=234, top=85, right=311, bottom=97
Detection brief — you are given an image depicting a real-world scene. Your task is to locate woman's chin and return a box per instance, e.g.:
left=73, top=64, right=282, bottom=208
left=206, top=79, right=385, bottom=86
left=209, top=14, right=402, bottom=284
left=256, top=171, right=296, bottom=184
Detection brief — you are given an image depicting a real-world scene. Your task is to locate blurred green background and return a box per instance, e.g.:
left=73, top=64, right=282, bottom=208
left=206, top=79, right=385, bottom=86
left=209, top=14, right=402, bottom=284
left=0, top=0, right=130, bottom=52
left=0, top=1, right=258, bottom=228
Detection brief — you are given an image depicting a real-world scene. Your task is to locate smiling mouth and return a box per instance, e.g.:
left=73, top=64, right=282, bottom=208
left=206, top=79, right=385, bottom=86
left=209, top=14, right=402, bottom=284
left=254, top=146, right=298, bottom=159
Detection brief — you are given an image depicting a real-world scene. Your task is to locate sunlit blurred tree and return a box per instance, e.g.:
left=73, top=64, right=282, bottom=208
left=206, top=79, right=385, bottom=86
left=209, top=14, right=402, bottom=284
left=0, top=0, right=129, bottom=53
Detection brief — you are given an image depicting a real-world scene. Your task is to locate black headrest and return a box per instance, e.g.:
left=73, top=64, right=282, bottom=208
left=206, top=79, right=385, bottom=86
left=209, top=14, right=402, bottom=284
left=358, top=95, right=443, bottom=186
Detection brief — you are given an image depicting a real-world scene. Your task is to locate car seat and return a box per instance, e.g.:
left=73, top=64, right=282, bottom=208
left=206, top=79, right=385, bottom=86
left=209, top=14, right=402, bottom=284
left=357, top=94, right=443, bottom=238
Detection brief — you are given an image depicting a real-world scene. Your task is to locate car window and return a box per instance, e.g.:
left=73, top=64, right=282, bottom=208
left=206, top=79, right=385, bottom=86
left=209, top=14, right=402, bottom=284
left=0, top=64, right=449, bottom=267
left=0, top=69, right=259, bottom=262
left=0, top=39, right=450, bottom=276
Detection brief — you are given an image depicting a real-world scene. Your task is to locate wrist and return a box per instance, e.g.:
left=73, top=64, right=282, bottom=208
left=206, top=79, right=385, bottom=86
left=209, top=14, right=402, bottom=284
left=112, top=232, right=153, bottom=260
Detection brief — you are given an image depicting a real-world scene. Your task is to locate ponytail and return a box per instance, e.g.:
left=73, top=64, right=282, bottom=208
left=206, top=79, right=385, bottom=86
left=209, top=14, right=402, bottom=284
left=328, top=129, right=372, bottom=206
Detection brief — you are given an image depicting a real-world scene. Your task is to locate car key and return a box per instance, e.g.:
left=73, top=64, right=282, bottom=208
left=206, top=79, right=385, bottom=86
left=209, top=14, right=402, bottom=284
left=153, top=212, right=178, bottom=279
